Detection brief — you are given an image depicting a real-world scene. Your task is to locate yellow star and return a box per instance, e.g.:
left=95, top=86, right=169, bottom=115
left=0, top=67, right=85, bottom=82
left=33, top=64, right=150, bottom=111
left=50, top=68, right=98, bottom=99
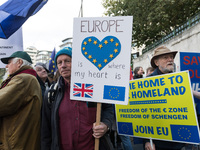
left=98, top=44, right=103, bottom=49
left=49, top=58, right=52, bottom=60
left=104, top=40, right=108, bottom=44
left=51, top=70, right=53, bottom=72
left=109, top=54, right=114, bottom=58
left=88, top=38, right=92, bottom=42
left=110, top=38, right=114, bottom=42
left=52, top=60, right=54, bottom=63
left=83, top=41, right=87, bottom=45
left=114, top=49, right=118, bottom=53
left=115, top=43, right=119, bottom=47
left=88, top=55, right=92, bottom=59
left=98, top=64, right=102, bottom=68
left=82, top=47, right=86, bottom=50
left=93, top=59, right=97, bottom=63
left=93, top=40, right=97, bottom=45
left=53, top=65, right=55, bottom=68
left=84, top=52, right=88, bottom=55
left=104, top=59, right=108, bottom=63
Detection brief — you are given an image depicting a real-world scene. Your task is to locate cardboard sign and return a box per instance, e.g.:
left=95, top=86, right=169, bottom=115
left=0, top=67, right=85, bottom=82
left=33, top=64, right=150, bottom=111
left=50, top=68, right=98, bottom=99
left=70, top=16, right=133, bottom=104
left=0, top=28, right=23, bottom=68
left=116, top=71, right=200, bottom=144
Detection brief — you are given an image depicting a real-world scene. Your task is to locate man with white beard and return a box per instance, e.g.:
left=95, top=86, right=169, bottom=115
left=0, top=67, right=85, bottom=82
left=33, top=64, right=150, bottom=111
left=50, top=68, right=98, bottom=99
left=145, top=46, right=185, bottom=150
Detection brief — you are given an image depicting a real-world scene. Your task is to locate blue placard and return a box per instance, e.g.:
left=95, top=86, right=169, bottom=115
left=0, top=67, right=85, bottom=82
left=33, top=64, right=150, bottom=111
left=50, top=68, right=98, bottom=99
left=180, top=52, right=200, bottom=114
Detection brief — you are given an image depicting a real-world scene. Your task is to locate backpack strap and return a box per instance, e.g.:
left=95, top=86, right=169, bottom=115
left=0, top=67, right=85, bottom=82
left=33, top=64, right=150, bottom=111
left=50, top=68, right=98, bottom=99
left=48, top=82, right=58, bottom=104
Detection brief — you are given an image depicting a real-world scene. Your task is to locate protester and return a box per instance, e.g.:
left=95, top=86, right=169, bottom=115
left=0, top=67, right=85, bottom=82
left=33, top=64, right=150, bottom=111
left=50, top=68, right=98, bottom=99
left=145, top=46, right=185, bottom=150
left=35, top=62, right=51, bottom=99
left=41, top=47, right=114, bottom=150
left=146, top=66, right=155, bottom=76
left=0, top=51, right=42, bottom=150
left=133, top=66, right=144, bottom=79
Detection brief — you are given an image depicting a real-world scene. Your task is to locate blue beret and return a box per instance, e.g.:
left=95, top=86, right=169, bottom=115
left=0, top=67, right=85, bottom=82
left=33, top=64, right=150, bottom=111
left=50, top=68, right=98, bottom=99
left=55, top=47, right=72, bottom=67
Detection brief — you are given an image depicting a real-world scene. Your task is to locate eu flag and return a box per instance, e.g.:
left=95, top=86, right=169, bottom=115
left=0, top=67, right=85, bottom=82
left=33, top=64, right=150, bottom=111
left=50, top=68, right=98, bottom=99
left=103, top=85, right=125, bottom=101
left=49, top=48, right=56, bottom=73
left=118, top=122, right=133, bottom=136
left=0, top=0, right=48, bottom=39
left=170, top=124, right=200, bottom=143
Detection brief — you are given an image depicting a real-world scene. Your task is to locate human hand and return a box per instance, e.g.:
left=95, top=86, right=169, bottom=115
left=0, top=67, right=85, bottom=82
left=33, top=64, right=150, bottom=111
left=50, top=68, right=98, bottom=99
left=145, top=142, right=156, bottom=150
left=92, top=122, right=109, bottom=139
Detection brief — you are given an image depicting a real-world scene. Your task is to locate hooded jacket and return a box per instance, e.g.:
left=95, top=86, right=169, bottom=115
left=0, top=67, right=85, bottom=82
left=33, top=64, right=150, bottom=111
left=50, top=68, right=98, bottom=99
left=0, top=66, right=42, bottom=150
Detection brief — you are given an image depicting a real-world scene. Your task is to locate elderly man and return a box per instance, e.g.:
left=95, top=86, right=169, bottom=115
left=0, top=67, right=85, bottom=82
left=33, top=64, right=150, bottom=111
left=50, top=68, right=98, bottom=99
left=41, top=47, right=114, bottom=150
left=145, top=46, right=185, bottom=150
left=0, top=51, right=42, bottom=150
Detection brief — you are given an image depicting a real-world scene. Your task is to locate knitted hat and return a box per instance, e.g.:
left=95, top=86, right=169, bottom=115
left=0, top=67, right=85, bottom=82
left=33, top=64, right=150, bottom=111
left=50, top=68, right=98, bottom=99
left=55, top=47, right=72, bottom=67
left=151, top=46, right=177, bottom=68
left=1, top=51, right=32, bottom=64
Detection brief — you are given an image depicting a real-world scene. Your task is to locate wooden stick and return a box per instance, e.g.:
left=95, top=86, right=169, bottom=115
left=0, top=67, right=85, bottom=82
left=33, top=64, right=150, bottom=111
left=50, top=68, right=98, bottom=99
left=94, top=103, right=102, bottom=150
left=150, top=138, right=153, bottom=149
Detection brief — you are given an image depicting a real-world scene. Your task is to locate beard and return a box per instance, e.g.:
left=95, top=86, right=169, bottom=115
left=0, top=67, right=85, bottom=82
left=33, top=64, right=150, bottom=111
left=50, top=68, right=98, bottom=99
left=160, top=65, right=174, bottom=73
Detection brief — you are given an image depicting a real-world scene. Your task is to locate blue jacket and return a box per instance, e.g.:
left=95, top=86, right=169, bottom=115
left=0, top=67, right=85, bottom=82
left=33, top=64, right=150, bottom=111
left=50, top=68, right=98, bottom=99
left=41, top=76, right=114, bottom=150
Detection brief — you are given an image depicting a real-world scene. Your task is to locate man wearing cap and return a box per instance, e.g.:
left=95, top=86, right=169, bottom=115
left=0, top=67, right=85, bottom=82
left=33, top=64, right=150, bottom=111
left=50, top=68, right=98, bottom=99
left=35, top=62, right=51, bottom=99
left=0, top=51, right=42, bottom=150
left=145, top=46, right=185, bottom=150
left=41, top=47, right=114, bottom=150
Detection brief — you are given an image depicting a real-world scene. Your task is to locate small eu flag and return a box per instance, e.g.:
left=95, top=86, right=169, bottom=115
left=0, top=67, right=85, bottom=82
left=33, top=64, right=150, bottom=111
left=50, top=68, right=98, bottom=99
left=49, top=48, right=56, bottom=73
left=103, top=85, right=125, bottom=101
left=118, top=122, right=133, bottom=136
left=170, top=124, right=200, bottom=143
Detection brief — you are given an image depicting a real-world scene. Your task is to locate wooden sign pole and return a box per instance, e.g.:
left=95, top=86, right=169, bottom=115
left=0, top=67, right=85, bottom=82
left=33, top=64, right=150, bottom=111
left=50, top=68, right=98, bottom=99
left=94, top=103, right=102, bottom=150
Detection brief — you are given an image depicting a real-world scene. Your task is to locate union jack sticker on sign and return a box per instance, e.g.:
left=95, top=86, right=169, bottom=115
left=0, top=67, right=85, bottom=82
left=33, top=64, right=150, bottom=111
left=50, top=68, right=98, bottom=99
left=73, top=83, right=93, bottom=98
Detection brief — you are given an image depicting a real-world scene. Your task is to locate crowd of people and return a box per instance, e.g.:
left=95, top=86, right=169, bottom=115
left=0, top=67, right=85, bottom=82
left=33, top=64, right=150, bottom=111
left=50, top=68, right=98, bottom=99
left=0, top=45, right=199, bottom=150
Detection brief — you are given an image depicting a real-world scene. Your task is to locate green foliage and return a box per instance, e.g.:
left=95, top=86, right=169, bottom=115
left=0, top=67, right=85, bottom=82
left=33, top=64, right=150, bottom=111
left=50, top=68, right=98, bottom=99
left=102, top=0, right=200, bottom=47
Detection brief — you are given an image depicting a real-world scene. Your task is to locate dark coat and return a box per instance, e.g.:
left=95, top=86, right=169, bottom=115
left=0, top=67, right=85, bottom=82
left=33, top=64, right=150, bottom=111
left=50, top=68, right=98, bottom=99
left=36, top=75, right=50, bottom=100
left=41, top=76, right=114, bottom=150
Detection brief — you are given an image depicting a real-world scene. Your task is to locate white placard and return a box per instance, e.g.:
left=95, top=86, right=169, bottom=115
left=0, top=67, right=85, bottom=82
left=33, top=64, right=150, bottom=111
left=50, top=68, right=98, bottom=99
left=0, top=28, right=23, bottom=68
left=70, top=16, right=133, bottom=105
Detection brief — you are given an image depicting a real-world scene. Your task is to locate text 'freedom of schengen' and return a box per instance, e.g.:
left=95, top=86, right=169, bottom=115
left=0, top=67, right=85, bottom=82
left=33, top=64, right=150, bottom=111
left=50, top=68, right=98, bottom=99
left=129, top=75, right=186, bottom=98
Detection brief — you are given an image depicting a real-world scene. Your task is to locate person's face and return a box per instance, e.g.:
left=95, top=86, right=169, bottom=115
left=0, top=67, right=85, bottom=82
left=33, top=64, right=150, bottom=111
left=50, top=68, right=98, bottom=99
left=35, top=65, right=48, bottom=81
left=57, top=55, right=71, bottom=82
left=6, top=58, right=21, bottom=74
left=154, top=54, right=174, bottom=73
left=147, top=70, right=154, bottom=76
left=137, top=67, right=144, bottom=75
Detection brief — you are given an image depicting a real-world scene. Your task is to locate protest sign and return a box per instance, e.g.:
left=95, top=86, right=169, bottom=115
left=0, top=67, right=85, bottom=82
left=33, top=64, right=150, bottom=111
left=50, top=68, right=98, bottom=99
left=70, top=16, right=133, bottom=105
left=116, top=71, right=200, bottom=144
left=180, top=52, right=200, bottom=115
left=0, top=28, right=23, bottom=68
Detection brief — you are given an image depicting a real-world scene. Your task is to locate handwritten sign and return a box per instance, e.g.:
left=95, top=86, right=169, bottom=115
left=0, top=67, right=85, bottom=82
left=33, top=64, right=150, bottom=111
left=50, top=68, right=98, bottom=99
left=116, top=71, right=200, bottom=144
left=70, top=16, right=133, bottom=104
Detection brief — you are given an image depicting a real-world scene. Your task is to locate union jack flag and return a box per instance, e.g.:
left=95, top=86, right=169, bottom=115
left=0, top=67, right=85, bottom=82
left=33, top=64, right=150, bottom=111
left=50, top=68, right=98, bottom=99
left=73, top=83, right=93, bottom=98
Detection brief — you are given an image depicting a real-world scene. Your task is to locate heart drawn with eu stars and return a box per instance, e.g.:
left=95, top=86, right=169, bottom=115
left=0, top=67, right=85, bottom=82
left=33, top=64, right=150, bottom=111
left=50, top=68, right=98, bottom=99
left=81, top=36, right=121, bottom=71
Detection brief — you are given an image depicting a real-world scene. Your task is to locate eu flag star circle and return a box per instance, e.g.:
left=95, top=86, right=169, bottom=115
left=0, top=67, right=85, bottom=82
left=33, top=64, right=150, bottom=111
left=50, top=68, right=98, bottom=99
left=81, top=36, right=121, bottom=71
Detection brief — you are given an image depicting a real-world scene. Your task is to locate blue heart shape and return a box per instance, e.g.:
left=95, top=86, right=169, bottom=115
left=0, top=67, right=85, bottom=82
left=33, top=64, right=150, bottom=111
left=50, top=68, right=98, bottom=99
left=81, top=36, right=121, bottom=71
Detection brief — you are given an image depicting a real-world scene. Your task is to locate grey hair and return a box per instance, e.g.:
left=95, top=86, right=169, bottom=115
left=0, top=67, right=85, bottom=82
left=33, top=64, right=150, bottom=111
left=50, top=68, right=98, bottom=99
left=12, top=57, right=32, bottom=67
